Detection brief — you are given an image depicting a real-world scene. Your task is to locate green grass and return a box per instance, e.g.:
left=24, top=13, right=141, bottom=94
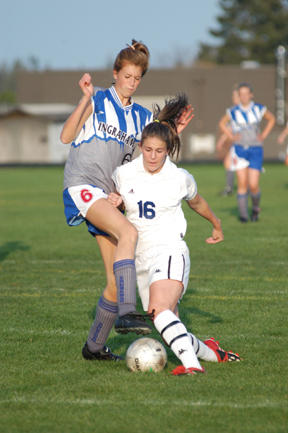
left=0, top=164, right=287, bottom=433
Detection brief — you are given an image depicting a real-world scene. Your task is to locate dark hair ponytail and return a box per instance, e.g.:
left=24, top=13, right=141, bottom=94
left=141, top=94, right=188, bottom=159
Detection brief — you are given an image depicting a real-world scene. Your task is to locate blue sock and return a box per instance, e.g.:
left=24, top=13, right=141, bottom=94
left=237, top=193, right=249, bottom=220
left=87, top=295, right=118, bottom=352
left=113, top=259, right=137, bottom=316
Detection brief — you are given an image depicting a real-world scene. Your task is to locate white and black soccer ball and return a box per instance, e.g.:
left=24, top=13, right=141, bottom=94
left=126, top=337, right=167, bottom=372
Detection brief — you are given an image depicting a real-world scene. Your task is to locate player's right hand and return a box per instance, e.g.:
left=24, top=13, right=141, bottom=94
left=79, top=73, right=94, bottom=98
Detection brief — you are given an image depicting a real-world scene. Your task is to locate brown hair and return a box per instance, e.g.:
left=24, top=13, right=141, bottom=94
left=140, top=94, right=188, bottom=159
left=113, top=39, right=150, bottom=77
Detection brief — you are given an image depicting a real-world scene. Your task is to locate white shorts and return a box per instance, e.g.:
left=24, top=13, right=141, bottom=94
left=67, top=184, right=107, bottom=218
left=135, top=242, right=190, bottom=311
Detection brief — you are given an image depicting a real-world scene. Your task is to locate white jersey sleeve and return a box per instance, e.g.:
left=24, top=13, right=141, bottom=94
left=111, top=167, right=120, bottom=192
left=178, top=168, right=197, bottom=200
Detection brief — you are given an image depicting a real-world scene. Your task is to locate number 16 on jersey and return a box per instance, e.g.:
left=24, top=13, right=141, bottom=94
left=137, top=201, right=156, bottom=219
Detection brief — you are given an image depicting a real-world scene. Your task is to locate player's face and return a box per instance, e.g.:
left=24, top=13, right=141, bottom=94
left=113, top=62, right=143, bottom=105
left=140, top=136, right=168, bottom=174
left=238, top=86, right=253, bottom=107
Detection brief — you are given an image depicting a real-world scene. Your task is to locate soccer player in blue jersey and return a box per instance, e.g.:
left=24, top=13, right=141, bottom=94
left=109, top=95, right=240, bottom=375
left=219, top=83, right=275, bottom=222
left=60, top=40, right=193, bottom=361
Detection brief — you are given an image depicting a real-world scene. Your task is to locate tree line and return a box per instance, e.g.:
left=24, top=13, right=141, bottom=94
left=1, top=0, right=288, bottom=103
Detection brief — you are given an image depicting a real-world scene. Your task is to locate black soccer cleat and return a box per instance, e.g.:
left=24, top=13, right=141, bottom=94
left=82, top=342, right=124, bottom=361
left=114, top=311, right=153, bottom=335
left=219, top=186, right=233, bottom=197
left=239, top=216, right=249, bottom=223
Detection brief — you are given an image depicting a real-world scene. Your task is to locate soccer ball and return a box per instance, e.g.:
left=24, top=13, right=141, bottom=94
left=126, top=337, right=167, bottom=372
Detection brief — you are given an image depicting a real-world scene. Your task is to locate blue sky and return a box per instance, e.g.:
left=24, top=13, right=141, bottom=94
left=1, top=0, right=221, bottom=70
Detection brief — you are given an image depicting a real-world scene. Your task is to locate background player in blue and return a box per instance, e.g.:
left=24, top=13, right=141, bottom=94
left=110, top=95, right=240, bottom=376
left=60, top=40, right=193, bottom=361
left=219, top=83, right=275, bottom=222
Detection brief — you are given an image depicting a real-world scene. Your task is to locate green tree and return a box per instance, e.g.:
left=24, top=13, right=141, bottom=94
left=198, top=0, right=288, bottom=64
left=0, top=57, right=41, bottom=104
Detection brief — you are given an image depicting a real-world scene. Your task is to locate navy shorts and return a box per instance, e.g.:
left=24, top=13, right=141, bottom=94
left=234, top=145, right=263, bottom=171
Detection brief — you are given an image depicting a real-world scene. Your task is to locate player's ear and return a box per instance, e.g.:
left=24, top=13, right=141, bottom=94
left=113, top=70, right=118, bottom=82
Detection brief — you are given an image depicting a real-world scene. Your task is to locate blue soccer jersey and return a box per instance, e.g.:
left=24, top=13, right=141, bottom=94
left=64, top=86, right=153, bottom=193
left=227, top=102, right=267, bottom=147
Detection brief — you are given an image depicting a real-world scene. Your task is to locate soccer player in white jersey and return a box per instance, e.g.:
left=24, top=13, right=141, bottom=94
left=219, top=83, right=275, bottom=222
left=110, top=95, right=240, bottom=376
left=60, top=41, right=193, bottom=362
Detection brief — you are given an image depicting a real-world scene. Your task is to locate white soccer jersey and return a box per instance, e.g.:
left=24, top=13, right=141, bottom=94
left=112, top=154, right=197, bottom=255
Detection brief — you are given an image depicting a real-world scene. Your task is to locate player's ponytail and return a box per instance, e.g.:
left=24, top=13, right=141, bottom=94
left=113, top=39, right=150, bottom=76
left=141, top=94, right=188, bottom=159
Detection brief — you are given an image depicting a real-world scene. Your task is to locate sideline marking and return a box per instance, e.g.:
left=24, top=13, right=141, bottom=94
left=0, top=397, right=285, bottom=409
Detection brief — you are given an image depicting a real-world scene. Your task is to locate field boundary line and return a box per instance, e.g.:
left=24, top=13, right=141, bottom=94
left=0, top=397, right=285, bottom=409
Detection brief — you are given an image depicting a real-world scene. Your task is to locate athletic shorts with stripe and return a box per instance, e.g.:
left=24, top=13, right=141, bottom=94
left=135, top=242, right=190, bottom=311
left=232, top=145, right=263, bottom=171
left=63, top=184, right=109, bottom=236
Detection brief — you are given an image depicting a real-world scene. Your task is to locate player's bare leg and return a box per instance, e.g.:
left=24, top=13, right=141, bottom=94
left=221, top=149, right=234, bottom=196
left=86, top=200, right=151, bottom=337
left=236, top=168, right=249, bottom=222
left=248, top=168, right=261, bottom=221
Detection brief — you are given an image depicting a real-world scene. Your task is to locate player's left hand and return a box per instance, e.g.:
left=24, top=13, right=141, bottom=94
left=205, top=228, right=224, bottom=244
left=107, top=192, right=123, bottom=208
left=176, top=105, right=194, bottom=134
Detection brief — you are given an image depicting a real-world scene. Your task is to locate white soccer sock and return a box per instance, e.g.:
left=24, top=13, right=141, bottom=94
left=154, top=310, right=202, bottom=370
left=189, top=332, right=218, bottom=362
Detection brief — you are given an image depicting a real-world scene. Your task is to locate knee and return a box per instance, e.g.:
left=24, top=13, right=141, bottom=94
left=249, top=185, right=259, bottom=195
left=237, top=187, right=248, bottom=195
left=120, top=222, right=138, bottom=243
left=128, top=223, right=138, bottom=240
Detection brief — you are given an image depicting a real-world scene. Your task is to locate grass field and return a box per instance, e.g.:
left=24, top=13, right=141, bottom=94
left=0, top=163, right=287, bottom=433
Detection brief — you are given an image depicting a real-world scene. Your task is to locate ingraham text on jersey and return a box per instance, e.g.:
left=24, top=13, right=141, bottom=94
left=98, top=122, right=136, bottom=148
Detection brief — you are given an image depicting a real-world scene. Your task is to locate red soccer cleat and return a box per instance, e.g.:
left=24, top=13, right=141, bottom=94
left=204, top=337, right=241, bottom=362
left=171, top=365, right=205, bottom=376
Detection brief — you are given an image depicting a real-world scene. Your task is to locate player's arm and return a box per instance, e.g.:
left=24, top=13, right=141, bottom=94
left=60, top=73, right=94, bottom=144
left=216, top=130, right=233, bottom=153
left=258, top=109, right=275, bottom=142
left=186, top=193, right=224, bottom=244
left=219, top=113, right=237, bottom=142
left=277, top=124, right=288, bottom=144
